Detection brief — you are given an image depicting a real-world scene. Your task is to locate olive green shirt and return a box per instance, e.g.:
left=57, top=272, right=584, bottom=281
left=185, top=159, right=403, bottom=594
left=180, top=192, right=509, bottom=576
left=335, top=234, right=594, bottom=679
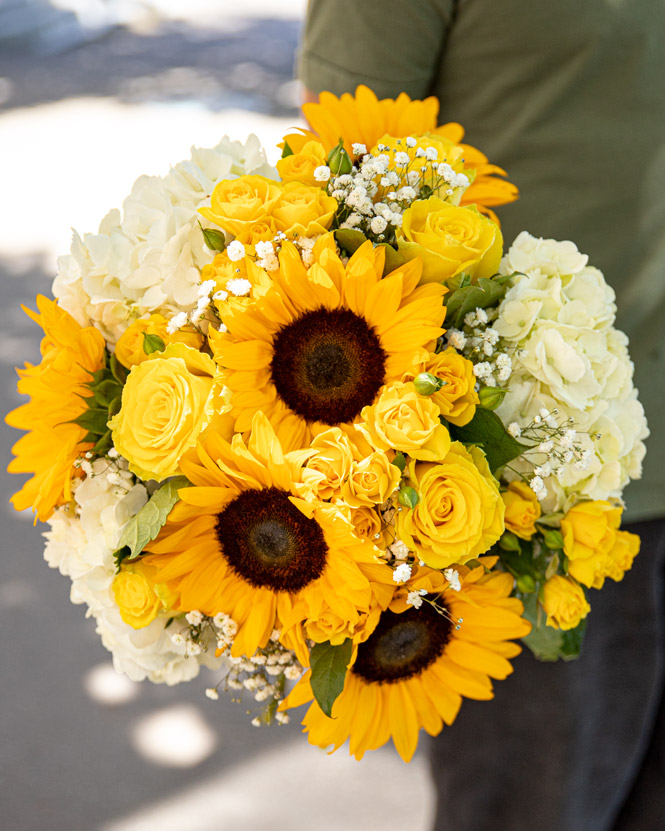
left=300, top=0, right=665, bottom=521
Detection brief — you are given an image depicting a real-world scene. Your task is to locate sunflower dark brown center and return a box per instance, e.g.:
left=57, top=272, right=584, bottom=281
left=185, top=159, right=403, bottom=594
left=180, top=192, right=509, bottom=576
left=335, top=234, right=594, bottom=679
left=270, top=306, right=387, bottom=425
left=352, top=601, right=452, bottom=684
left=215, top=487, right=328, bottom=592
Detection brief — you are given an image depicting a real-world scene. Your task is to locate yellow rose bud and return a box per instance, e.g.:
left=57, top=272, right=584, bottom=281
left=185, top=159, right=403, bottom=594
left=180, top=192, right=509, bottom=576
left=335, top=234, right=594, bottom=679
left=198, top=174, right=282, bottom=238
left=397, top=199, right=503, bottom=284
left=562, top=500, right=623, bottom=589
left=405, top=348, right=479, bottom=427
left=276, top=140, right=327, bottom=187
left=114, top=314, right=203, bottom=369
left=112, top=561, right=176, bottom=630
left=396, top=442, right=505, bottom=569
left=542, top=575, right=590, bottom=631
left=340, top=450, right=401, bottom=508
left=270, top=181, right=337, bottom=239
left=359, top=381, right=451, bottom=462
left=342, top=503, right=388, bottom=548
left=502, top=481, right=541, bottom=540
left=109, top=343, right=219, bottom=481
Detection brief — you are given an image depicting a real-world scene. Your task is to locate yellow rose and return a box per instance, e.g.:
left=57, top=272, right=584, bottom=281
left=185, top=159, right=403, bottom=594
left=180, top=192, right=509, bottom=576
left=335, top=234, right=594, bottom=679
left=198, top=175, right=282, bottom=238
left=112, top=561, right=177, bottom=630
left=396, top=442, right=505, bottom=568
left=405, top=348, right=479, bottom=426
left=340, top=450, right=401, bottom=508
left=300, top=427, right=356, bottom=501
left=359, top=381, right=451, bottom=462
left=114, top=314, right=203, bottom=368
left=276, top=140, right=327, bottom=187
left=270, top=181, right=337, bottom=239
left=201, top=251, right=268, bottom=314
left=562, top=500, right=623, bottom=589
left=109, top=343, right=219, bottom=481
left=501, top=481, right=541, bottom=540
left=335, top=502, right=388, bottom=548
left=542, top=575, right=590, bottom=631
left=605, top=530, right=640, bottom=582
left=397, top=198, right=503, bottom=284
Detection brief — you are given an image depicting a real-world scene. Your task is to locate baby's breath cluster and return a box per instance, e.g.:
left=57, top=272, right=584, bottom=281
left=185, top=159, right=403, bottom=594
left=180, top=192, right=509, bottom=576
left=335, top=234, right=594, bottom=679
left=446, top=306, right=513, bottom=390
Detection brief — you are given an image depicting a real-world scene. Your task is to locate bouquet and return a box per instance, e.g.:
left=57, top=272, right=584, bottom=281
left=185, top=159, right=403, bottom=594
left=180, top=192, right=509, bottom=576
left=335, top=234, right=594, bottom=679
left=7, top=86, right=648, bottom=762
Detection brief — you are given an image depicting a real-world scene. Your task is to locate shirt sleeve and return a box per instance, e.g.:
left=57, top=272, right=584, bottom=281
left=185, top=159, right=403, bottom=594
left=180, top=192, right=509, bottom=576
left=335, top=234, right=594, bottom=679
left=298, top=0, right=456, bottom=100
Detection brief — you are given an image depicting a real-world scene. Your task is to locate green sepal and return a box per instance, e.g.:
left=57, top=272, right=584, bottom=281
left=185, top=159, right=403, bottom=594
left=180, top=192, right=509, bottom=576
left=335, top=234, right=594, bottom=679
left=71, top=407, right=110, bottom=436
left=91, top=431, right=113, bottom=456
left=309, top=638, right=353, bottom=718
left=391, top=452, right=406, bottom=473
left=200, top=226, right=227, bottom=252
left=447, top=407, right=529, bottom=473
left=114, top=476, right=190, bottom=560
left=444, top=274, right=512, bottom=329
left=379, top=242, right=408, bottom=276
left=281, top=140, right=294, bottom=158
left=108, top=395, right=122, bottom=419
left=398, top=486, right=419, bottom=509
left=92, top=378, right=123, bottom=408
left=477, top=386, right=508, bottom=411
left=142, top=332, right=165, bottom=355
left=113, top=546, right=132, bottom=572
left=327, top=139, right=353, bottom=176
left=516, top=574, right=536, bottom=593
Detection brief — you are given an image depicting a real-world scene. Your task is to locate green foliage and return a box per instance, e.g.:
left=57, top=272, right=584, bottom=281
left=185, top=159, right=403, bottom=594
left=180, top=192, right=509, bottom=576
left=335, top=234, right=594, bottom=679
left=142, top=332, right=166, bottom=355
left=309, top=639, right=353, bottom=718
left=112, top=476, right=190, bottom=566
left=447, top=407, right=528, bottom=473
left=520, top=588, right=586, bottom=662
left=444, top=274, right=512, bottom=329
left=281, top=140, right=294, bottom=158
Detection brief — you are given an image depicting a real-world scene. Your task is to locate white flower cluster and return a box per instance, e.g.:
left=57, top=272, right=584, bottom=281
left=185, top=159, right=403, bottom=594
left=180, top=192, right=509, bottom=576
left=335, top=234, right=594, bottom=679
left=43, top=458, right=224, bottom=684
left=54, top=135, right=275, bottom=344
left=446, top=306, right=513, bottom=389
left=493, top=232, right=649, bottom=511
left=331, top=139, right=469, bottom=243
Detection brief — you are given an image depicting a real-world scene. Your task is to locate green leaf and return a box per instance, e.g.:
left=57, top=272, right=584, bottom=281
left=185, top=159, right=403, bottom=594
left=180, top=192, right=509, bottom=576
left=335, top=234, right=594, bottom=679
left=71, top=407, right=110, bottom=436
left=560, top=618, right=587, bottom=659
left=398, top=486, right=419, bottom=509
left=379, top=242, right=408, bottom=276
left=334, top=228, right=368, bottom=256
left=521, top=594, right=564, bottom=661
left=115, top=476, right=190, bottom=559
left=110, top=351, right=128, bottom=383
left=536, top=512, right=565, bottom=528
left=92, top=378, right=123, bottom=408
left=91, top=431, right=112, bottom=456
left=142, top=332, right=166, bottom=355
left=309, top=639, right=353, bottom=718
left=113, top=546, right=132, bottom=572
left=444, top=275, right=511, bottom=329
left=199, top=222, right=227, bottom=252
left=448, top=407, right=529, bottom=473
left=281, top=140, right=294, bottom=158
left=108, top=395, right=122, bottom=418
left=391, top=452, right=406, bottom=472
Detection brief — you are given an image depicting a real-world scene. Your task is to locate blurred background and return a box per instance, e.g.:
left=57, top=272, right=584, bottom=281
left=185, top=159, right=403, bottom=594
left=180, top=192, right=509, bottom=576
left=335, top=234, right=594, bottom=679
left=0, top=2, right=435, bottom=829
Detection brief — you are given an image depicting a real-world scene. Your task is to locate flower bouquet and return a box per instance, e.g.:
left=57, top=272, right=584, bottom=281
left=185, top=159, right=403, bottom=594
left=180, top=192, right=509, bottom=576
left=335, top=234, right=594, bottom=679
left=7, top=86, right=648, bottom=762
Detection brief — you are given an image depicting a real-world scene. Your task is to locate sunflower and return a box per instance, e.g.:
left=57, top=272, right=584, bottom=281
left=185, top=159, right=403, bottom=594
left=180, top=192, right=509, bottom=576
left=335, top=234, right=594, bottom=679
left=143, top=411, right=393, bottom=662
left=6, top=295, right=106, bottom=521
left=209, top=233, right=447, bottom=452
left=282, top=85, right=518, bottom=222
left=280, top=560, right=530, bottom=762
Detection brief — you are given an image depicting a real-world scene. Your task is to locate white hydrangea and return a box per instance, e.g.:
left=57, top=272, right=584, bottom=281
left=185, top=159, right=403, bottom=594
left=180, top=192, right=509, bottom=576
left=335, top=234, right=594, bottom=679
left=53, top=135, right=275, bottom=344
left=43, top=459, right=224, bottom=683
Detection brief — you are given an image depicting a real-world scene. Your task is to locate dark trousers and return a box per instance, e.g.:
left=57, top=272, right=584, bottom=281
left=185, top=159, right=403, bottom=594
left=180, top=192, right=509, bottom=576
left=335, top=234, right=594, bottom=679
left=430, top=518, right=665, bottom=831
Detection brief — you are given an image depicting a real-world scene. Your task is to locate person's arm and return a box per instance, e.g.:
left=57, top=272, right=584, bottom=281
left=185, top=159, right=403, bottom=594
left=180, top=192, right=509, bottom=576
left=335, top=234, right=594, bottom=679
left=299, top=0, right=456, bottom=101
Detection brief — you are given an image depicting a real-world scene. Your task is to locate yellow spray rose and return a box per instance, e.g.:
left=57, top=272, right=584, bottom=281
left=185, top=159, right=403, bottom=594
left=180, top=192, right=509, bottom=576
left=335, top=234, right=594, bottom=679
left=340, top=450, right=402, bottom=508
left=336, top=502, right=389, bottom=548
left=502, top=481, right=541, bottom=540
left=276, top=140, right=327, bottom=187
left=270, top=181, right=337, bottom=239
left=109, top=343, right=219, bottom=481
left=542, top=575, right=590, bottom=631
left=405, top=348, right=479, bottom=426
left=301, top=427, right=356, bottom=501
left=396, top=442, right=505, bottom=569
left=561, top=500, right=639, bottom=589
left=112, top=561, right=177, bottom=630
left=359, top=381, right=451, bottom=462
left=397, top=198, right=503, bottom=284
left=114, top=314, right=203, bottom=368
left=198, top=175, right=282, bottom=239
